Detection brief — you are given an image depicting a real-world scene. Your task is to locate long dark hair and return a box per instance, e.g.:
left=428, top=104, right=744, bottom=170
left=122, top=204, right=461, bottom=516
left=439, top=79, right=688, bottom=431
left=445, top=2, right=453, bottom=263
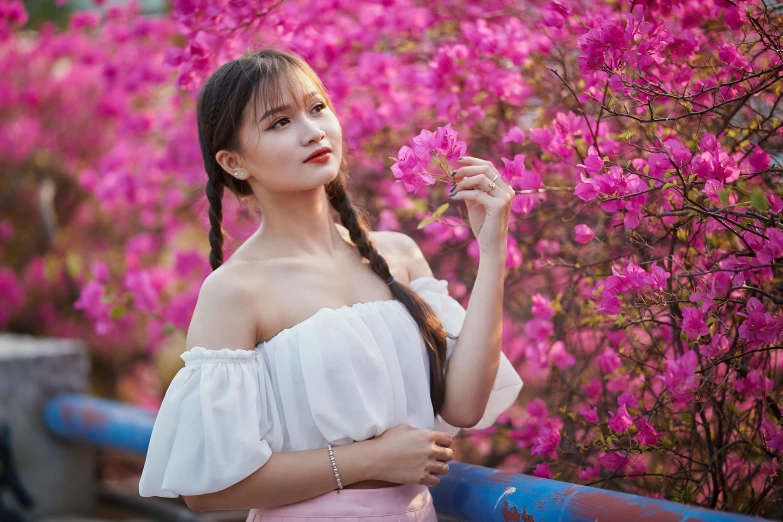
left=195, top=47, right=455, bottom=416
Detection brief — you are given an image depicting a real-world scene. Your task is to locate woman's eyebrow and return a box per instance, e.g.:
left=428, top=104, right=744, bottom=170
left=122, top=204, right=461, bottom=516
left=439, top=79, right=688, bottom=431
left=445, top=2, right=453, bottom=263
left=260, top=91, right=321, bottom=121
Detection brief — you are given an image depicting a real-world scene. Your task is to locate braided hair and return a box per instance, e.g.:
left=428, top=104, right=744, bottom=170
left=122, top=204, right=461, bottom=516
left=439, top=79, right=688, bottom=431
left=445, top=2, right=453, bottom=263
left=195, top=47, right=455, bottom=415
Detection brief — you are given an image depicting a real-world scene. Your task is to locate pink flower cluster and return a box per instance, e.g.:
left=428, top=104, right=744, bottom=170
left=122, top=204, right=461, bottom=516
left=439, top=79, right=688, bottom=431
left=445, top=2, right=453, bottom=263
left=574, top=147, right=648, bottom=228
left=594, top=261, right=670, bottom=315
left=391, top=124, right=466, bottom=194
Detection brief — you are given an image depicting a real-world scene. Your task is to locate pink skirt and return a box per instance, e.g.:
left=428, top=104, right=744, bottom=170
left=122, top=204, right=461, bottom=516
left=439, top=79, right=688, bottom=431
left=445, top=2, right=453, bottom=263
left=246, top=483, right=438, bottom=521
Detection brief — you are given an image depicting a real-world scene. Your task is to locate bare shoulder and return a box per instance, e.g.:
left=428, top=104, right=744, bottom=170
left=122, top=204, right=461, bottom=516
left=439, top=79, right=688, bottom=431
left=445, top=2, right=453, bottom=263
left=370, top=230, right=434, bottom=282
left=185, top=263, right=261, bottom=352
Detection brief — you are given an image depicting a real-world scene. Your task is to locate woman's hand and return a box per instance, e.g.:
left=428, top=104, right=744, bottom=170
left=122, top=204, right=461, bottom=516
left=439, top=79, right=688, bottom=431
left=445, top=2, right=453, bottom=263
left=449, top=156, right=514, bottom=257
left=369, top=424, right=453, bottom=487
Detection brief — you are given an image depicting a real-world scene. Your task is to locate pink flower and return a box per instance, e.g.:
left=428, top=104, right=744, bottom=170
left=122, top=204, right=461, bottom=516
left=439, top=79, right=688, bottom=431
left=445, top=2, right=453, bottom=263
left=600, top=450, right=629, bottom=473
left=501, top=154, right=527, bottom=184
left=574, top=224, right=595, bottom=244
left=525, top=317, right=554, bottom=343
left=502, top=126, right=526, bottom=145
left=617, top=392, right=638, bottom=409
left=550, top=341, right=576, bottom=369
left=647, top=262, right=670, bottom=291
left=530, top=426, right=561, bottom=459
left=579, top=406, right=598, bottom=423
left=724, top=7, right=745, bottom=30
left=124, top=270, right=161, bottom=313
left=608, top=404, right=634, bottom=432
left=732, top=369, right=774, bottom=398
left=756, top=228, right=783, bottom=265
left=391, top=145, right=434, bottom=194
left=762, top=421, right=783, bottom=451
left=577, top=146, right=604, bottom=176
left=767, top=193, right=783, bottom=214
left=577, top=463, right=600, bottom=481
left=699, top=334, right=729, bottom=359
left=533, top=463, right=552, bottom=479
left=531, top=293, right=555, bottom=320
left=663, top=137, right=692, bottom=166
left=412, top=123, right=466, bottom=164
left=597, top=347, right=621, bottom=374
left=760, top=458, right=779, bottom=477
left=583, top=378, right=602, bottom=398
left=526, top=398, right=549, bottom=418
left=634, top=424, right=662, bottom=446
left=574, top=174, right=598, bottom=201
left=737, top=297, right=783, bottom=344
left=681, top=306, right=709, bottom=340
left=657, top=350, right=701, bottom=407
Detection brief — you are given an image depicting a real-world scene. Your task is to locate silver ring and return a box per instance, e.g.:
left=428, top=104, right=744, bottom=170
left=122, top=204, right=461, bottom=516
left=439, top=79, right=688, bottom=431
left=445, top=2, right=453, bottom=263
left=486, top=180, right=497, bottom=192
left=490, top=173, right=499, bottom=183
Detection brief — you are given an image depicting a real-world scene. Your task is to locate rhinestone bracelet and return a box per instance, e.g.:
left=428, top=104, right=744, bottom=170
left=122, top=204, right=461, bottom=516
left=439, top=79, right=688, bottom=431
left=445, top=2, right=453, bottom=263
left=327, top=443, right=344, bottom=491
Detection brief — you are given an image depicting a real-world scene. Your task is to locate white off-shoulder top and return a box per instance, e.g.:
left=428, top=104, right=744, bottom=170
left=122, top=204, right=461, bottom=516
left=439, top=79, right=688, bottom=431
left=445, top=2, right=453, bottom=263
left=138, top=276, right=523, bottom=498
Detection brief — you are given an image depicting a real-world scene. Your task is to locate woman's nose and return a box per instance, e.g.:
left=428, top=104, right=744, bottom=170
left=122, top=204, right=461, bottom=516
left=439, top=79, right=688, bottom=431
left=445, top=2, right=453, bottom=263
left=301, top=117, right=326, bottom=143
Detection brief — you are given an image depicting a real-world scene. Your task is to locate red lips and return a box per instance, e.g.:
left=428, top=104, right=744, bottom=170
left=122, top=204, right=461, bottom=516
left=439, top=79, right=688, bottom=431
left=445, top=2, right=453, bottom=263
left=304, top=147, right=331, bottom=162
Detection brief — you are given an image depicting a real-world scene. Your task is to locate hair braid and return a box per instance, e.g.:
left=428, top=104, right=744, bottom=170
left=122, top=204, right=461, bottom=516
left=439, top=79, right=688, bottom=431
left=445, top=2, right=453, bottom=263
left=326, top=175, right=453, bottom=414
left=206, top=177, right=225, bottom=271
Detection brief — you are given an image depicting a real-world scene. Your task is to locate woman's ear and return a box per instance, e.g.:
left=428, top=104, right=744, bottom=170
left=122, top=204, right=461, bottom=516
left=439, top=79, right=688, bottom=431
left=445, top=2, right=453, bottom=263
left=215, top=150, right=242, bottom=176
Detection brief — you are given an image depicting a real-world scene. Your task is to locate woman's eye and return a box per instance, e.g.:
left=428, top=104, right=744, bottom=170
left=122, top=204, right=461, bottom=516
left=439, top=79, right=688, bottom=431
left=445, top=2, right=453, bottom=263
left=270, top=103, right=326, bottom=129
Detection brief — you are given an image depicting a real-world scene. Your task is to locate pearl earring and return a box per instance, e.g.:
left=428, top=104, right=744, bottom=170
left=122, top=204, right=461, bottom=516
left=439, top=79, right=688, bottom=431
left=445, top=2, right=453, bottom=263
left=234, top=171, right=244, bottom=178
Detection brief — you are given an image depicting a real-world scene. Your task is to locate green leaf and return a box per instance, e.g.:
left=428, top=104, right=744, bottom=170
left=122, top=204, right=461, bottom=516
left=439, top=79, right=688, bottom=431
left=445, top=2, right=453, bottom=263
left=110, top=306, right=125, bottom=320
left=417, top=216, right=435, bottom=230
left=432, top=202, right=449, bottom=219
left=718, top=189, right=730, bottom=205
left=750, top=189, right=768, bottom=213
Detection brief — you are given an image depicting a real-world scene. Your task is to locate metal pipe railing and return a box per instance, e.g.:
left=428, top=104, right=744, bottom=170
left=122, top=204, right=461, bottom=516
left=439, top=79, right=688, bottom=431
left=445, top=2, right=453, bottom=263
left=44, top=393, right=768, bottom=522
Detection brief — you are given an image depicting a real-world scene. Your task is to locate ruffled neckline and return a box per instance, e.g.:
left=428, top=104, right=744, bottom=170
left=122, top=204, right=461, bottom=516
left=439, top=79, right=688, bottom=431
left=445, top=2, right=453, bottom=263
left=181, top=276, right=448, bottom=359
left=254, top=276, right=444, bottom=346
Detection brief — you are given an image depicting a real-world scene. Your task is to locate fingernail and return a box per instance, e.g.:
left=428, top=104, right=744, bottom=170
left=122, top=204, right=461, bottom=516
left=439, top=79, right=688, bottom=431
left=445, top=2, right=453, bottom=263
left=449, top=192, right=455, bottom=197
left=449, top=186, right=456, bottom=194
left=449, top=170, right=456, bottom=177
left=458, top=156, right=463, bottom=160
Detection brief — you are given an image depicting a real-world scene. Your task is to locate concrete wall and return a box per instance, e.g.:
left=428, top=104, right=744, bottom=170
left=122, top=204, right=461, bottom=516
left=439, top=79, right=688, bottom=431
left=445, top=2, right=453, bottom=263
left=0, top=333, right=95, bottom=520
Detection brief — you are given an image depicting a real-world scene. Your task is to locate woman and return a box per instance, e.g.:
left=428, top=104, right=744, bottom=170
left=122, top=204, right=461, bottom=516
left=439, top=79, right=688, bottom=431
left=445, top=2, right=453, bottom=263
left=138, top=47, right=523, bottom=521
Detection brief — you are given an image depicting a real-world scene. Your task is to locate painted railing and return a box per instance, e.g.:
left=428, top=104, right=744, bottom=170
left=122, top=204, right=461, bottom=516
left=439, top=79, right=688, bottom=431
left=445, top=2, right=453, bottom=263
left=44, top=393, right=767, bottom=522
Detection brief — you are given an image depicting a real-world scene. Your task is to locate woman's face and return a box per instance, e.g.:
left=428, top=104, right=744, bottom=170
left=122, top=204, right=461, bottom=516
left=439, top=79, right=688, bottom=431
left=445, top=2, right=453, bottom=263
left=227, top=71, right=342, bottom=192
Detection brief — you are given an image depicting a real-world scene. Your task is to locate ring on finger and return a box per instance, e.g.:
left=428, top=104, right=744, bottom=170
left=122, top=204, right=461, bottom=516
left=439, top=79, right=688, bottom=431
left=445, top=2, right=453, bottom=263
left=484, top=173, right=499, bottom=192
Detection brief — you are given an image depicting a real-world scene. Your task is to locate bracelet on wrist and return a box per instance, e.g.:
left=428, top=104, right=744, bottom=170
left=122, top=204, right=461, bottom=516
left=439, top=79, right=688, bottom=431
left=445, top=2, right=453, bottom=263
left=327, top=443, right=343, bottom=492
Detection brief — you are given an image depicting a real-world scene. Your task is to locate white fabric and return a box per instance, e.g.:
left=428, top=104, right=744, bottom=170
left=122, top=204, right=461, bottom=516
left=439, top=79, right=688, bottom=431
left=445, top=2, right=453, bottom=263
left=138, top=276, right=523, bottom=498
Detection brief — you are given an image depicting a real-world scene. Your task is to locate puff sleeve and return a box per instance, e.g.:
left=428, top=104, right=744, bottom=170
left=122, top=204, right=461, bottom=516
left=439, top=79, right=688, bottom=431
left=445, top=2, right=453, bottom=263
left=138, top=347, right=283, bottom=498
left=409, top=277, right=524, bottom=436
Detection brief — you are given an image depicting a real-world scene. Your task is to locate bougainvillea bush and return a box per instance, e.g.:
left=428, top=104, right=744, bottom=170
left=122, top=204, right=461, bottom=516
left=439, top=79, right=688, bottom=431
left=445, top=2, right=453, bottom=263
left=1, top=0, right=781, bottom=515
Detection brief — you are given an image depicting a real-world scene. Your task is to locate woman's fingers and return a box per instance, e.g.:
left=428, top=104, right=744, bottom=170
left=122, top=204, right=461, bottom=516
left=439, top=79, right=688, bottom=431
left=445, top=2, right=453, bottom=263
left=452, top=175, right=514, bottom=202
left=451, top=162, right=514, bottom=196
left=453, top=173, right=498, bottom=194
left=451, top=188, right=509, bottom=208
left=456, top=155, right=494, bottom=168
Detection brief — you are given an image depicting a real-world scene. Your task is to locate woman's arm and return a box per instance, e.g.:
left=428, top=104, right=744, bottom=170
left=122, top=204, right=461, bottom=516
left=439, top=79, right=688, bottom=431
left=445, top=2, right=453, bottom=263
left=184, top=440, right=380, bottom=511
left=398, top=156, right=514, bottom=429
left=402, top=232, right=506, bottom=427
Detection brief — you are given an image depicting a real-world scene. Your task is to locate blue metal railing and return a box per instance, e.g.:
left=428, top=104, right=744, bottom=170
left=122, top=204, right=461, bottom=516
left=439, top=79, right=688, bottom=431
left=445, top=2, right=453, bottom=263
left=44, top=393, right=767, bottom=522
